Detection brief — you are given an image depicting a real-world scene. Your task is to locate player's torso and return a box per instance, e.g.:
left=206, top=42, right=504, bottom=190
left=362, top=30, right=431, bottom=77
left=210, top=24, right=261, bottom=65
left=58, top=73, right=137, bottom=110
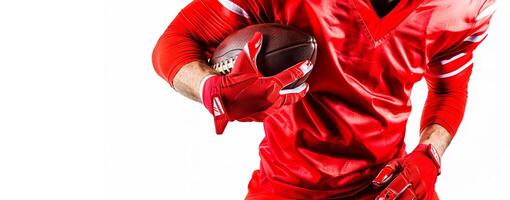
left=273, top=0, right=432, bottom=107
left=256, top=0, right=480, bottom=198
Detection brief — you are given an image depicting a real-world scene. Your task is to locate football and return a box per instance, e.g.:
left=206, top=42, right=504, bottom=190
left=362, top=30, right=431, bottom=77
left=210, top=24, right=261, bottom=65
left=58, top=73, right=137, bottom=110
left=210, top=23, right=317, bottom=89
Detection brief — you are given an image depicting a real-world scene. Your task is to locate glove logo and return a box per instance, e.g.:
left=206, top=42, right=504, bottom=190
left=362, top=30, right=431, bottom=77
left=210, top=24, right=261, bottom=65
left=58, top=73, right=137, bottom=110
left=213, top=96, right=225, bottom=117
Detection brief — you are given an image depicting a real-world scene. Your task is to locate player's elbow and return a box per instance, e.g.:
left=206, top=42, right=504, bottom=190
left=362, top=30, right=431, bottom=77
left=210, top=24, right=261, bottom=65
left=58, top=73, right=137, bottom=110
left=152, top=34, right=176, bottom=83
left=151, top=38, right=165, bottom=81
left=152, top=18, right=205, bottom=87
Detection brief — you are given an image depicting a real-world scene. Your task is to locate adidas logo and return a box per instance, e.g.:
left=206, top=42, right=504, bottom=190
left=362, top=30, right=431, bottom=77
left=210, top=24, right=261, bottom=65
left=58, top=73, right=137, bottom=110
left=213, top=97, right=225, bottom=117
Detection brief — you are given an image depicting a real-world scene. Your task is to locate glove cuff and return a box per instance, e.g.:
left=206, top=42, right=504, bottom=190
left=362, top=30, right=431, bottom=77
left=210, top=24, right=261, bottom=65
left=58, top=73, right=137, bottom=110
left=199, top=75, right=216, bottom=104
left=414, top=144, right=441, bottom=175
left=201, top=75, right=229, bottom=134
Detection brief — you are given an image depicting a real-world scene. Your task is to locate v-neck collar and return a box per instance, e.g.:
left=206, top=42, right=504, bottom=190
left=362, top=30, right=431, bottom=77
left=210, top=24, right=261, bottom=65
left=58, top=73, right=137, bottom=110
left=351, top=0, right=426, bottom=42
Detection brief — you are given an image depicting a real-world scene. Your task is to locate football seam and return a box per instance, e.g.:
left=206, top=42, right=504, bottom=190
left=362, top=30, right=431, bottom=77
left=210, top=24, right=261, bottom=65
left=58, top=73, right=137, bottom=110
left=211, top=40, right=316, bottom=62
left=262, top=41, right=316, bottom=59
left=211, top=40, right=317, bottom=74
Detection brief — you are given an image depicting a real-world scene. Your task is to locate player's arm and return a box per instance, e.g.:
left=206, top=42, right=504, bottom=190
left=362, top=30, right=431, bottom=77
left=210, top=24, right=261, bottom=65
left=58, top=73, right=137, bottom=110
left=373, top=1, right=496, bottom=199
left=419, top=0, right=496, bottom=153
left=418, top=124, right=451, bottom=157
left=172, top=61, right=216, bottom=102
left=152, top=0, right=309, bottom=134
left=153, top=0, right=277, bottom=100
left=152, top=0, right=254, bottom=101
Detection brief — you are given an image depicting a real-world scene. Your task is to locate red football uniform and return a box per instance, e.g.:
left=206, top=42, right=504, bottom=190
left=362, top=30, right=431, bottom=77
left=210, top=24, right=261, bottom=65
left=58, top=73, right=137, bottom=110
left=152, top=0, right=495, bottom=199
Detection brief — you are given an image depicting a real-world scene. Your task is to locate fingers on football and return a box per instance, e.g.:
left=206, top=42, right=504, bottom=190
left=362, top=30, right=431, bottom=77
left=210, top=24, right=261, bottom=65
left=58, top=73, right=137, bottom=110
left=230, top=52, right=259, bottom=74
left=373, top=160, right=400, bottom=187
left=279, top=83, right=309, bottom=106
left=244, top=32, right=263, bottom=63
left=376, top=174, right=411, bottom=200
left=273, top=60, right=313, bottom=88
left=232, top=32, right=263, bottom=75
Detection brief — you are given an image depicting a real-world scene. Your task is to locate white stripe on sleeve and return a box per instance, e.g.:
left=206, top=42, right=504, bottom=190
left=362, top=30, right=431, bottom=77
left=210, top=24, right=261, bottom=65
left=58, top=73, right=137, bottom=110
left=218, top=0, right=250, bottom=19
left=440, top=53, right=467, bottom=65
left=436, top=59, right=474, bottom=79
left=464, top=32, right=488, bottom=43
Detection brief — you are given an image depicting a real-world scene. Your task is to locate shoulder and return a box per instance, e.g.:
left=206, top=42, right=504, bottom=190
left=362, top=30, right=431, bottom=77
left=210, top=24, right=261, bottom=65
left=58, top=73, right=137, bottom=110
left=424, top=0, right=490, bottom=32
left=422, top=0, right=496, bottom=56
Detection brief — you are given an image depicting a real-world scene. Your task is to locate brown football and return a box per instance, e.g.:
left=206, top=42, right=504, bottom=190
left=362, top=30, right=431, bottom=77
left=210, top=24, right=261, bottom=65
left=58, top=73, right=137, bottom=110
left=210, top=23, right=317, bottom=89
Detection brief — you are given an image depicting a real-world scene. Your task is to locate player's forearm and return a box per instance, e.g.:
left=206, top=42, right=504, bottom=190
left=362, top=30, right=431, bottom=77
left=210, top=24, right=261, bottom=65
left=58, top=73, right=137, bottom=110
left=419, top=124, right=452, bottom=157
left=173, top=61, right=218, bottom=102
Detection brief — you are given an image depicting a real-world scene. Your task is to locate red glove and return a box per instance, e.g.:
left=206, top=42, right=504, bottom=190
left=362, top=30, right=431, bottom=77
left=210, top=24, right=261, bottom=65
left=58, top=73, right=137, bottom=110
left=373, top=144, right=441, bottom=200
left=201, top=32, right=312, bottom=134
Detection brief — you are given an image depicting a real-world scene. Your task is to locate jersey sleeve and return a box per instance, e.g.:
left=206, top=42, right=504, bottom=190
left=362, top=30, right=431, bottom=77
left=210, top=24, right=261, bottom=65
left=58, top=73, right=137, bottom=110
left=152, top=0, right=273, bottom=87
left=421, top=0, right=496, bottom=136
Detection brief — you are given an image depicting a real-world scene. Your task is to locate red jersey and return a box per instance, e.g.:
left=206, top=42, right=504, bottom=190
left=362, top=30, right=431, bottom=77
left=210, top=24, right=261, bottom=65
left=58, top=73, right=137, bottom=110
left=152, top=0, right=495, bottom=198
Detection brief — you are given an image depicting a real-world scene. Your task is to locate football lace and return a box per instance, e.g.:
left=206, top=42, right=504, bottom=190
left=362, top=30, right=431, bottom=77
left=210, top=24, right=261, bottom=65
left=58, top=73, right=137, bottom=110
left=212, top=56, right=238, bottom=75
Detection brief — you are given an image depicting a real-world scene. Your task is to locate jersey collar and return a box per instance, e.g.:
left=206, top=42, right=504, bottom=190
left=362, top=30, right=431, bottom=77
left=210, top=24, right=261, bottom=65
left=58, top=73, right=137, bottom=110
left=351, top=0, right=426, bottom=43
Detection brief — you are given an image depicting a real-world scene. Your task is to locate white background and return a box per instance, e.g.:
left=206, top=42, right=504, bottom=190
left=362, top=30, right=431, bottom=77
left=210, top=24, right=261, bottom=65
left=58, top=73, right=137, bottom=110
left=0, top=0, right=508, bottom=199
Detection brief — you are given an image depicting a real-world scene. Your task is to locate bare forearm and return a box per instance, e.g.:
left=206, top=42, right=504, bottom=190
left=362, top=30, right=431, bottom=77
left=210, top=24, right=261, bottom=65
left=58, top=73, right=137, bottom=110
left=419, top=124, right=453, bottom=157
left=173, top=61, right=218, bottom=102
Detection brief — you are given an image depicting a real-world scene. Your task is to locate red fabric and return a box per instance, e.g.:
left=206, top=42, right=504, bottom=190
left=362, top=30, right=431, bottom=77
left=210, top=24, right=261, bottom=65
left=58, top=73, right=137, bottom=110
left=202, top=32, right=311, bottom=134
left=420, top=68, right=472, bottom=136
left=372, top=144, right=440, bottom=200
left=247, top=170, right=439, bottom=200
left=152, top=0, right=253, bottom=87
left=152, top=0, right=494, bottom=198
left=420, top=0, right=495, bottom=135
left=246, top=171, right=292, bottom=200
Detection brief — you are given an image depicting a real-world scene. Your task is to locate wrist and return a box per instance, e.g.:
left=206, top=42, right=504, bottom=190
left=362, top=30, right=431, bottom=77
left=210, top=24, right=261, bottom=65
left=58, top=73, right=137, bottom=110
left=199, top=74, right=216, bottom=104
left=420, top=124, right=452, bottom=157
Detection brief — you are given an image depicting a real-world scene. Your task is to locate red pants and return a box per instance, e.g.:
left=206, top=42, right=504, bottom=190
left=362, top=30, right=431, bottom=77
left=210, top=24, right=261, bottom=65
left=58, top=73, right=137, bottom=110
left=245, top=170, right=439, bottom=200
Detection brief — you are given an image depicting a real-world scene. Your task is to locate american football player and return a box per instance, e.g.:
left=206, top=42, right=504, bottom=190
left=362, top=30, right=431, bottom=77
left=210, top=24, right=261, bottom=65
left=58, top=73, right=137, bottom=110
left=152, top=0, right=496, bottom=199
